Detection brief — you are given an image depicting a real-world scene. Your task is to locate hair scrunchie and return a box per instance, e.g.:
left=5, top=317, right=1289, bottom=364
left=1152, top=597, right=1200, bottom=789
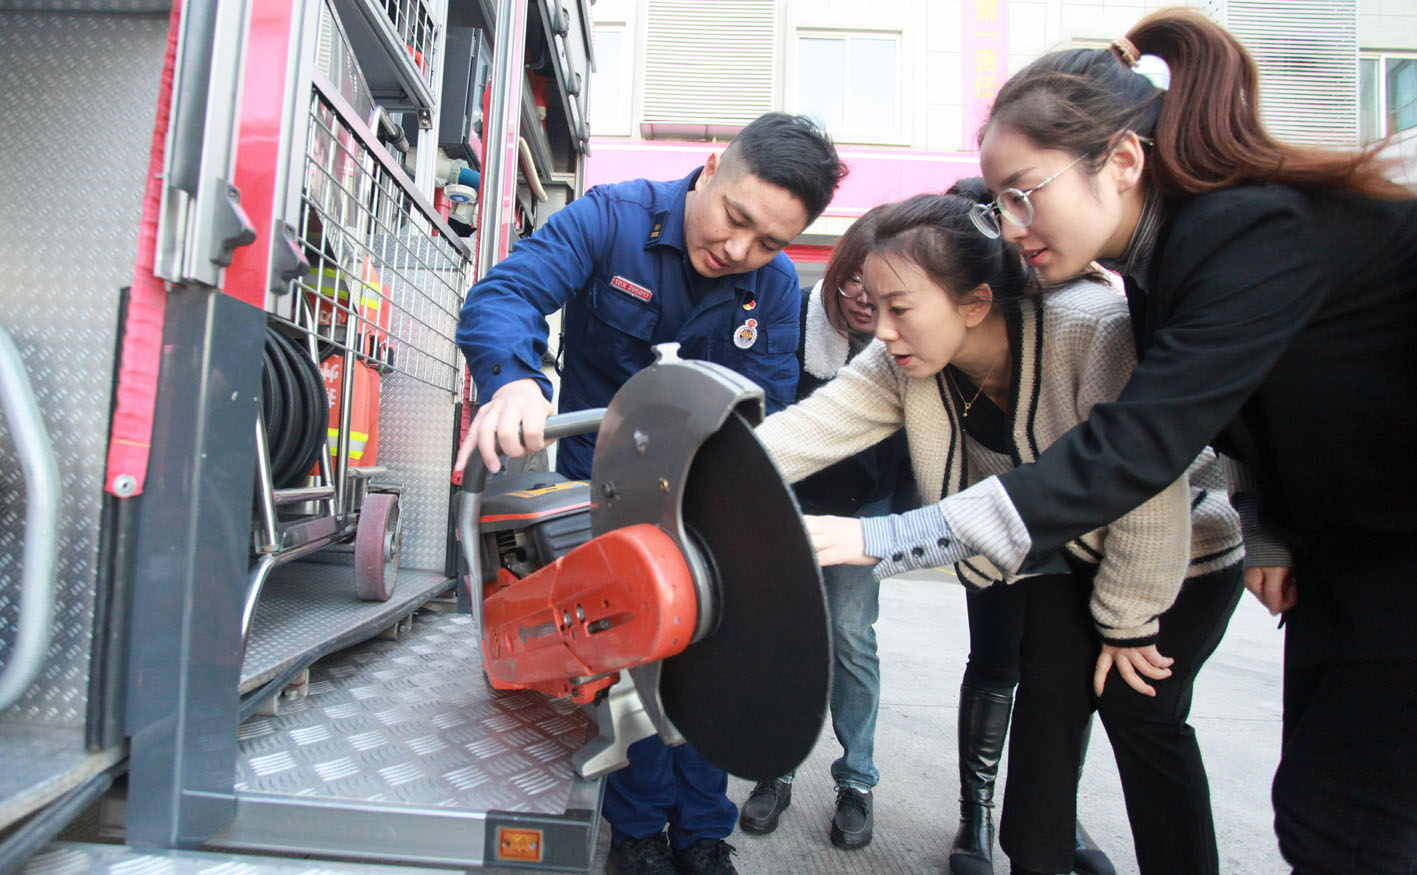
left=1111, top=36, right=1170, bottom=91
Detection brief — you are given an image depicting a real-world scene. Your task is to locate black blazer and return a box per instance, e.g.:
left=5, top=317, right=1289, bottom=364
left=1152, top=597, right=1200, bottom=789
left=997, top=184, right=1417, bottom=557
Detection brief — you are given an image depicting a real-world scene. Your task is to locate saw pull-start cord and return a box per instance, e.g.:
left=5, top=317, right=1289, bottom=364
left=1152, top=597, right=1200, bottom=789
left=481, top=523, right=698, bottom=703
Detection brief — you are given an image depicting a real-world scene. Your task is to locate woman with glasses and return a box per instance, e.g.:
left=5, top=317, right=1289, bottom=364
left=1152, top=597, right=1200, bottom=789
left=739, top=207, right=914, bottom=851
left=809, top=9, right=1417, bottom=872
left=756, top=188, right=1242, bottom=875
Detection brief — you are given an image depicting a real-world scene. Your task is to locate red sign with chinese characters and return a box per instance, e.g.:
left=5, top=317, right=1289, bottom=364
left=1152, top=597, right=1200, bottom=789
left=963, top=0, right=1009, bottom=147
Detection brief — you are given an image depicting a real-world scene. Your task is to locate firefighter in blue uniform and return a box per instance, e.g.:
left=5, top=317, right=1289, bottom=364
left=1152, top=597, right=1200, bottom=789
left=455, top=113, right=846, bottom=875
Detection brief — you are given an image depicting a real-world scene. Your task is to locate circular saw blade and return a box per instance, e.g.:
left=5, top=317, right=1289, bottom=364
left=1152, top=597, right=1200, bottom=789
left=659, top=411, right=832, bottom=782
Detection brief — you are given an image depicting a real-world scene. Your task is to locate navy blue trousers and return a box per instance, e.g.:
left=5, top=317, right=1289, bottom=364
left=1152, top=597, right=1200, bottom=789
left=603, top=735, right=737, bottom=850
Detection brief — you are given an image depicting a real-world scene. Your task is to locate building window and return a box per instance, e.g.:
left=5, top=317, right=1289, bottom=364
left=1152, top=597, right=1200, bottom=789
left=795, top=32, right=900, bottom=144
left=1360, top=53, right=1417, bottom=143
left=588, top=24, right=632, bottom=136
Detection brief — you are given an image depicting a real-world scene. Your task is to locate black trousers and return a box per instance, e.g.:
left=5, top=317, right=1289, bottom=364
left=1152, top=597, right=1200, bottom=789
left=1273, top=546, right=1417, bottom=874
left=986, top=563, right=1242, bottom=875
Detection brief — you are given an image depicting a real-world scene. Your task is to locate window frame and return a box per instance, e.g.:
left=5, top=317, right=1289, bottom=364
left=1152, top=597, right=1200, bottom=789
left=790, top=28, right=906, bottom=146
left=587, top=20, right=635, bottom=137
left=1360, top=51, right=1417, bottom=143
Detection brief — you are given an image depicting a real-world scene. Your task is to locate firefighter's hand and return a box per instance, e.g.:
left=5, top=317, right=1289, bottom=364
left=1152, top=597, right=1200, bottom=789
left=1094, top=643, right=1173, bottom=697
left=1243, top=566, right=1297, bottom=615
left=455, top=378, right=553, bottom=476
left=803, top=515, right=876, bottom=567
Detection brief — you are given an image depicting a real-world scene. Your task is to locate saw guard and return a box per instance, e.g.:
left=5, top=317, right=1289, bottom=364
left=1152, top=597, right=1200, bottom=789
left=481, top=523, right=698, bottom=703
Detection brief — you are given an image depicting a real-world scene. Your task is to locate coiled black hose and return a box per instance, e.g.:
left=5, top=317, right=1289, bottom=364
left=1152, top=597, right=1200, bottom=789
left=260, top=325, right=328, bottom=489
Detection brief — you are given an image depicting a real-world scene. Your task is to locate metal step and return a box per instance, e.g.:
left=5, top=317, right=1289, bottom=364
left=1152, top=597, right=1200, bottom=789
left=214, top=612, right=603, bottom=871
left=0, top=728, right=122, bottom=828
left=241, top=562, right=456, bottom=695
left=25, top=841, right=456, bottom=873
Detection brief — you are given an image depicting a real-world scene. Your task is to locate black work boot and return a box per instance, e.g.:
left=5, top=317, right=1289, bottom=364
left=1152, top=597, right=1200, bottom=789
left=671, top=838, right=737, bottom=875
left=829, top=786, right=873, bottom=849
left=738, top=778, right=792, bottom=834
left=949, top=684, right=1014, bottom=875
left=605, top=833, right=678, bottom=875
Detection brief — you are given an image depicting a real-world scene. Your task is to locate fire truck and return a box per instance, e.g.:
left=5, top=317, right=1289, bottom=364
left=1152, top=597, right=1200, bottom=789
left=0, top=0, right=610, bottom=868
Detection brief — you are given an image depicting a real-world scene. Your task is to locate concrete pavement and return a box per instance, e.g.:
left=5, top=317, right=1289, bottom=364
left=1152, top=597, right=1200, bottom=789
left=576, top=568, right=1290, bottom=875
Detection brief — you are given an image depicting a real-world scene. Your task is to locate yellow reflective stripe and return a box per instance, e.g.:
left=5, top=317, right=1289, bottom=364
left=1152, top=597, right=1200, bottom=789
left=326, top=428, right=370, bottom=462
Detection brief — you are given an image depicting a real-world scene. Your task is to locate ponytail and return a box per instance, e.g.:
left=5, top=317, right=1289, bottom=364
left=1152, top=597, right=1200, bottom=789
left=986, top=7, right=1409, bottom=200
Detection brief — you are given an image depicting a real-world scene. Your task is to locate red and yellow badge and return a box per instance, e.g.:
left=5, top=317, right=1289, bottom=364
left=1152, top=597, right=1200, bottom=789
left=733, top=318, right=759, bottom=350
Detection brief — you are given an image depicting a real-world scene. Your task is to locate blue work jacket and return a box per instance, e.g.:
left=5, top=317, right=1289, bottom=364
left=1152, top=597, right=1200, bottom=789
left=457, top=168, right=802, bottom=479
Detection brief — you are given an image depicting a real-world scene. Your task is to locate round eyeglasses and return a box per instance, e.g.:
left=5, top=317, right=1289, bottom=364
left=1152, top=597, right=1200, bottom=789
left=969, top=153, right=1087, bottom=239
left=838, top=275, right=867, bottom=299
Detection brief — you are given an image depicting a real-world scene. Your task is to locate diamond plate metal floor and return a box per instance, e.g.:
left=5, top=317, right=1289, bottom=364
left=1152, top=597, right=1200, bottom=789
left=216, top=612, right=603, bottom=870
left=241, top=562, right=455, bottom=693
left=25, top=842, right=456, bottom=874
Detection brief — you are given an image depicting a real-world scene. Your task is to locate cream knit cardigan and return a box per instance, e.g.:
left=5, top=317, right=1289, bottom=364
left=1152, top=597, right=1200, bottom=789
left=758, top=280, right=1242, bottom=643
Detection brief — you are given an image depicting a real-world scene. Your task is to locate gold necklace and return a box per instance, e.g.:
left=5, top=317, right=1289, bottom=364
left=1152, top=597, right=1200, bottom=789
left=945, top=351, right=1004, bottom=418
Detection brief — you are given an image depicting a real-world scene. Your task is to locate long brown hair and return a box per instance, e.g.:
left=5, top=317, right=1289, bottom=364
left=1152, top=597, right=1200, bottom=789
left=984, top=8, right=1409, bottom=200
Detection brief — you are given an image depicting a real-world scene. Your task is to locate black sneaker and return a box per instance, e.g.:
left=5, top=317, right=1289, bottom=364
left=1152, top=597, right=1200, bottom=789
left=606, top=833, right=678, bottom=875
left=671, top=838, right=737, bottom=875
left=738, top=778, right=792, bottom=833
left=829, top=786, right=873, bottom=849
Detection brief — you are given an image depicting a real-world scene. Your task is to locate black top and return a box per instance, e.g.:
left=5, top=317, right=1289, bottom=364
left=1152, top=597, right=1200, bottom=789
left=995, top=184, right=1417, bottom=560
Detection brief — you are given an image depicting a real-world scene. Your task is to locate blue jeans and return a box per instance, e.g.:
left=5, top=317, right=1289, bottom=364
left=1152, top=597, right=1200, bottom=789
left=785, top=496, right=888, bottom=791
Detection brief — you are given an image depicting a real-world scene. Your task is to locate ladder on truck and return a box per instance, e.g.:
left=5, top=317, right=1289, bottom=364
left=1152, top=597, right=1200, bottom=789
left=0, top=0, right=598, bottom=869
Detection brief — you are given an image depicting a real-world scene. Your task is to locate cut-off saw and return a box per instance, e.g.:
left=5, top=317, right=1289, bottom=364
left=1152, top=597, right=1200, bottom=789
left=454, top=344, right=832, bottom=781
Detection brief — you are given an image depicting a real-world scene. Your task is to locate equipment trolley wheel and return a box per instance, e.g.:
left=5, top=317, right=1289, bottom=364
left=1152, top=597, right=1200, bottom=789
left=354, top=492, right=402, bottom=601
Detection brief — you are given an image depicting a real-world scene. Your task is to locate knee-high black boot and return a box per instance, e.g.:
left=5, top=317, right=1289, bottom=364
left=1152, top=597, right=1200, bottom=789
left=950, top=684, right=1014, bottom=875
left=1073, top=715, right=1116, bottom=875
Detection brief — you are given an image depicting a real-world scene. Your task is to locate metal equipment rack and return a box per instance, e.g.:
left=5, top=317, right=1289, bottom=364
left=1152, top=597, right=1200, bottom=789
left=0, top=0, right=598, bottom=868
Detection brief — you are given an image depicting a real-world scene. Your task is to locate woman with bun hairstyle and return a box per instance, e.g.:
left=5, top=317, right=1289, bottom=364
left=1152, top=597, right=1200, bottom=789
left=756, top=188, right=1242, bottom=875
left=800, top=9, right=1416, bottom=871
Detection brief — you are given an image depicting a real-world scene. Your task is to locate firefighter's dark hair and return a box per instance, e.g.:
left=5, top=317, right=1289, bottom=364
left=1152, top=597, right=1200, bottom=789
left=721, top=113, right=849, bottom=222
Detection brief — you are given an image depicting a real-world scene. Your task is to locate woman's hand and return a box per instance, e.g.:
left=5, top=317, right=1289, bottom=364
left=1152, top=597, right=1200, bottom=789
left=1243, top=566, right=1297, bottom=615
left=802, top=515, right=877, bottom=567
left=1094, top=643, right=1174, bottom=697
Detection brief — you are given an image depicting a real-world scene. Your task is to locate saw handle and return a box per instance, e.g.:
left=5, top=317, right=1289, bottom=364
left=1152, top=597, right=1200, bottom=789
left=455, top=408, right=606, bottom=632
left=458, top=406, right=608, bottom=494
